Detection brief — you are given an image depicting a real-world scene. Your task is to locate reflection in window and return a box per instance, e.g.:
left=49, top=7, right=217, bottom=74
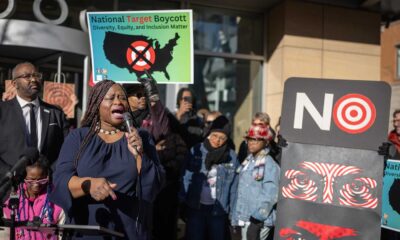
left=190, top=56, right=262, bottom=145
left=192, top=6, right=263, bottom=55
left=397, top=47, right=400, bottom=80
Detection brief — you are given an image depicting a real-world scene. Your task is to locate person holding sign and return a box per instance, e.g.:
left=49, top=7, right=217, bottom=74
left=50, top=80, right=165, bottom=239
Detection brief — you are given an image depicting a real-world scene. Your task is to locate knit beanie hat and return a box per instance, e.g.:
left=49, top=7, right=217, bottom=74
left=245, top=124, right=273, bottom=141
left=209, top=116, right=231, bottom=137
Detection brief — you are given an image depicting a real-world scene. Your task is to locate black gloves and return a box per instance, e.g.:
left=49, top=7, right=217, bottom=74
left=247, top=216, right=263, bottom=240
left=277, top=134, right=288, bottom=147
left=137, top=77, right=159, bottom=102
left=378, top=142, right=391, bottom=157
left=178, top=203, right=188, bottom=223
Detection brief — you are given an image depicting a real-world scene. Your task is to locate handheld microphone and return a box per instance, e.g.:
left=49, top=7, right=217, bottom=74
left=123, top=112, right=141, bottom=155
left=0, top=147, right=39, bottom=186
left=123, top=112, right=134, bottom=134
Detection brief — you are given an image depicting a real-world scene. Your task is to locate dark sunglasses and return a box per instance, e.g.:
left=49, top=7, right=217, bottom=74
left=132, top=92, right=145, bottom=98
left=205, top=121, right=213, bottom=126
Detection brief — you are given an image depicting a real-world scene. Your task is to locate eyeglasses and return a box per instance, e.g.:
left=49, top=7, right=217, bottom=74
left=24, top=178, right=49, bottom=186
left=209, top=133, right=227, bottom=142
left=205, top=120, right=213, bottom=126
left=13, top=73, right=43, bottom=81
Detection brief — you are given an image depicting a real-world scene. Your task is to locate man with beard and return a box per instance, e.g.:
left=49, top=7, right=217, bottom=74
left=0, top=62, right=69, bottom=189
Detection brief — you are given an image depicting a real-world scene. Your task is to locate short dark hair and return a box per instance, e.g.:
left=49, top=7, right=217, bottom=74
left=12, top=62, right=37, bottom=79
left=176, top=87, right=196, bottom=108
left=26, top=154, right=50, bottom=177
left=393, top=109, right=400, bottom=118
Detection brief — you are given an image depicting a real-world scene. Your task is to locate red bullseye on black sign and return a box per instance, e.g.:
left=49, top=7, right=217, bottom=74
left=126, top=40, right=156, bottom=72
left=333, top=94, right=376, bottom=134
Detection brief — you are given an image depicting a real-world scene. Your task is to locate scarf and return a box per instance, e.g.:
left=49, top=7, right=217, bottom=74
left=131, top=108, right=149, bottom=128
left=203, top=139, right=230, bottom=170
left=237, top=148, right=269, bottom=181
left=389, top=130, right=400, bottom=153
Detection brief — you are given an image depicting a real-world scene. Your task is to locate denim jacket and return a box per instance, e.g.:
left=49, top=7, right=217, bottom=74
left=231, top=149, right=280, bottom=227
left=180, top=143, right=239, bottom=216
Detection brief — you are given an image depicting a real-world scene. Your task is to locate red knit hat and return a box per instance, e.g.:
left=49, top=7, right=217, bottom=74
left=245, top=124, right=273, bottom=141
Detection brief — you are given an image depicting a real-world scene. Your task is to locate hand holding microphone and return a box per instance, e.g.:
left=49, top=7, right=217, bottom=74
left=123, top=112, right=143, bottom=157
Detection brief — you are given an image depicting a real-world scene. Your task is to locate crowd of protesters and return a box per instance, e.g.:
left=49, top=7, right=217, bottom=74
left=0, top=61, right=400, bottom=240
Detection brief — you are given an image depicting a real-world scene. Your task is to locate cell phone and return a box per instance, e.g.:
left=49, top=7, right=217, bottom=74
left=182, top=96, right=192, bottom=103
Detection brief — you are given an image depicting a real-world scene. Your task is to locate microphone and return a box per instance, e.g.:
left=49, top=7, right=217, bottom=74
left=123, top=112, right=141, bottom=155
left=0, top=147, right=39, bottom=186
left=123, top=112, right=134, bottom=134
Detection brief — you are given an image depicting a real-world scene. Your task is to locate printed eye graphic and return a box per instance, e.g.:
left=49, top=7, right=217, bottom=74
left=282, top=161, right=378, bottom=208
left=339, top=177, right=378, bottom=209
left=282, top=170, right=318, bottom=202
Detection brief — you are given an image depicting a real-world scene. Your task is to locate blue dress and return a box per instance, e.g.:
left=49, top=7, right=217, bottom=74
left=50, top=127, right=165, bottom=239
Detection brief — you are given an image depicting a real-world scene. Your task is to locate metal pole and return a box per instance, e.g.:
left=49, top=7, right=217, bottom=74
left=57, top=56, right=62, bottom=83
left=82, top=56, right=89, bottom=125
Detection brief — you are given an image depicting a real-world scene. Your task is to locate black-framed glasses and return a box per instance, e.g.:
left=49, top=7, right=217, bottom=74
left=13, top=73, right=43, bottom=81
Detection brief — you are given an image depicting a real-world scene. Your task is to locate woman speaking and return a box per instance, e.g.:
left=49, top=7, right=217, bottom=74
left=50, top=80, right=165, bottom=239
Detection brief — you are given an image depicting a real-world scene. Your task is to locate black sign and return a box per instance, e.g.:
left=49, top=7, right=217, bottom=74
left=280, top=78, right=391, bottom=150
left=274, top=143, right=383, bottom=240
left=275, top=199, right=381, bottom=240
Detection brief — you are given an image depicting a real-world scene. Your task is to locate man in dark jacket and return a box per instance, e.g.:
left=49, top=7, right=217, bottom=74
left=0, top=62, right=69, bottom=201
left=0, top=62, right=69, bottom=172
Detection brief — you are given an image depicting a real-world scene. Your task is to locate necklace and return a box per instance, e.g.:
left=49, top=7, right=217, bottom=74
left=98, top=127, right=121, bottom=135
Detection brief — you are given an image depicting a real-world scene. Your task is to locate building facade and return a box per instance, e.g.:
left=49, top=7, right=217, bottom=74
left=0, top=0, right=386, bottom=145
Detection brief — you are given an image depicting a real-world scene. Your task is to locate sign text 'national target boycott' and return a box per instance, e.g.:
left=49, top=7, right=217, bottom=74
left=90, top=15, right=188, bottom=25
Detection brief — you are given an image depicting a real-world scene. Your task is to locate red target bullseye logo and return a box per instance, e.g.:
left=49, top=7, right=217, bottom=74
left=126, top=41, right=156, bottom=72
left=333, top=94, right=376, bottom=134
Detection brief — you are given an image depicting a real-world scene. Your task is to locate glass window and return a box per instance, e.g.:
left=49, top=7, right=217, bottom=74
left=192, top=5, right=264, bottom=55
left=397, top=47, right=400, bottom=80
left=190, top=55, right=263, bottom=146
left=118, top=0, right=180, bottom=11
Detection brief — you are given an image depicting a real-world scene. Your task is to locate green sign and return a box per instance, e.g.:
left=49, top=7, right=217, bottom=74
left=87, top=10, right=193, bottom=84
